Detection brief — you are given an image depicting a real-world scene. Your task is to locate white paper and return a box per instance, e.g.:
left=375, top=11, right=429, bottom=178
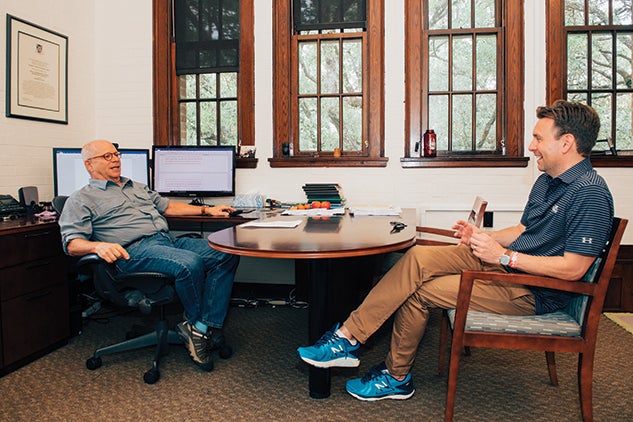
left=281, top=208, right=345, bottom=217
left=348, top=206, right=402, bottom=216
left=240, top=219, right=303, bottom=228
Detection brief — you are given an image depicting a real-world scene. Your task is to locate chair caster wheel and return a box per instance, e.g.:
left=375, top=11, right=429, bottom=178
left=86, top=356, right=102, bottom=370
left=144, top=368, right=160, bottom=384
left=219, top=345, right=233, bottom=359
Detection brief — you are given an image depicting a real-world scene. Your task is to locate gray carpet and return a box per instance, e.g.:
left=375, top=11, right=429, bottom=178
left=1, top=305, right=632, bottom=421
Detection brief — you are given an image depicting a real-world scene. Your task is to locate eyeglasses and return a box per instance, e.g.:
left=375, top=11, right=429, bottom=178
left=390, top=221, right=407, bottom=233
left=88, top=151, right=122, bottom=162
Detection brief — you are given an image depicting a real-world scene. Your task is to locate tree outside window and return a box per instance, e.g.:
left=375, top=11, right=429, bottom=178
left=404, top=0, right=526, bottom=168
left=563, top=0, right=633, bottom=153
left=271, top=0, right=386, bottom=167
left=153, top=0, right=255, bottom=167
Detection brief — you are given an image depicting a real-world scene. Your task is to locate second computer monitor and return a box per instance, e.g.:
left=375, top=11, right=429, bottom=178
left=152, top=145, right=236, bottom=198
left=53, top=148, right=150, bottom=196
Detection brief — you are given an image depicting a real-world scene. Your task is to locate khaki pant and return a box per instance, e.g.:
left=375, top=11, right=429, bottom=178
left=343, top=244, right=535, bottom=377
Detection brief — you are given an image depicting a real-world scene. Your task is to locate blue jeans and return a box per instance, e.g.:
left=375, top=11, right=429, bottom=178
left=116, top=232, right=239, bottom=329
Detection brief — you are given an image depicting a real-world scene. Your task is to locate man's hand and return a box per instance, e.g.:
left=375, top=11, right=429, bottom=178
left=205, top=205, right=235, bottom=217
left=452, top=219, right=481, bottom=246
left=468, top=231, right=506, bottom=264
left=93, top=242, right=130, bottom=263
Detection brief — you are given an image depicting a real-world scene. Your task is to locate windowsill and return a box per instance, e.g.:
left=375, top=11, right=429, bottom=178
left=268, top=156, right=389, bottom=168
left=237, top=157, right=258, bottom=169
left=590, top=154, right=633, bottom=167
left=400, top=156, right=530, bottom=168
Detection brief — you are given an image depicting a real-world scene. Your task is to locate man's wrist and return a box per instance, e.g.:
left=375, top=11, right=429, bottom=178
left=200, top=205, right=208, bottom=215
left=509, top=251, right=519, bottom=269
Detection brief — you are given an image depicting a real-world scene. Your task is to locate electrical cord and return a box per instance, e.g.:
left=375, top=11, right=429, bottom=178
left=229, top=288, right=308, bottom=309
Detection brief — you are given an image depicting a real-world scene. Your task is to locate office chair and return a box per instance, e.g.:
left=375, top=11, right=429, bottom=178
left=53, top=196, right=183, bottom=384
left=439, top=217, right=627, bottom=422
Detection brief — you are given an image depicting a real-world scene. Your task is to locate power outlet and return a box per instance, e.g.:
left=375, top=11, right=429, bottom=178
left=483, top=211, right=494, bottom=228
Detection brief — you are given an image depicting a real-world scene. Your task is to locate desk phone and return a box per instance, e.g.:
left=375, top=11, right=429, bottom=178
left=0, top=195, right=26, bottom=217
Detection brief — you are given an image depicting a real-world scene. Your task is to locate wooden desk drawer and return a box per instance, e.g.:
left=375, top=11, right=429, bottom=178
left=0, top=229, right=62, bottom=268
left=0, top=255, right=67, bottom=300
left=1, top=282, right=69, bottom=366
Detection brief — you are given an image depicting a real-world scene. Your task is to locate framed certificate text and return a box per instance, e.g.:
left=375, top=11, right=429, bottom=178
left=5, top=15, right=68, bottom=124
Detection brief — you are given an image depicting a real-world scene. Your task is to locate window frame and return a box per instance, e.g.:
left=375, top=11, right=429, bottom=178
left=546, top=0, right=633, bottom=167
left=270, top=0, right=387, bottom=168
left=403, top=0, right=527, bottom=168
left=153, top=0, right=256, bottom=168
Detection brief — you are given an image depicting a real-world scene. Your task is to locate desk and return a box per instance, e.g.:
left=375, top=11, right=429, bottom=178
left=208, top=209, right=416, bottom=398
left=166, top=209, right=270, bottom=235
left=0, top=217, right=69, bottom=375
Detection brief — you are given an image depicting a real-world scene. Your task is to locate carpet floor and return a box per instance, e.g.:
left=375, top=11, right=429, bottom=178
left=604, top=312, right=633, bottom=336
left=1, top=305, right=632, bottom=421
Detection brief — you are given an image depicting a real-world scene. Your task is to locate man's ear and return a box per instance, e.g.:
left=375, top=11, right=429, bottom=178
left=560, top=133, right=576, bottom=154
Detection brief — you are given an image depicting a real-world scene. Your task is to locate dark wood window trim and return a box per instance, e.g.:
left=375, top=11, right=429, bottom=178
left=546, top=0, right=633, bottom=168
left=269, top=0, right=386, bottom=168
left=403, top=0, right=527, bottom=169
left=152, top=0, right=256, bottom=169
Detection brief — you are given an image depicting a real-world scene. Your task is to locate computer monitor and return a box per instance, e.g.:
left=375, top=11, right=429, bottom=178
left=53, top=148, right=150, bottom=196
left=152, top=145, right=236, bottom=198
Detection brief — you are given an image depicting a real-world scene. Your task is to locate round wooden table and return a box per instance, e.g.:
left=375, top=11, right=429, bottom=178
left=209, top=208, right=416, bottom=398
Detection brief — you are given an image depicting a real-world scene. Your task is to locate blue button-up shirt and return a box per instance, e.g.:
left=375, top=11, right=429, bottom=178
left=508, top=158, right=614, bottom=314
left=59, top=177, right=171, bottom=253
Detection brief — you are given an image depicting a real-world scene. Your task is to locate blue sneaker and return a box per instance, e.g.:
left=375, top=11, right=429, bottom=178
left=297, top=324, right=361, bottom=368
left=346, top=362, right=415, bottom=401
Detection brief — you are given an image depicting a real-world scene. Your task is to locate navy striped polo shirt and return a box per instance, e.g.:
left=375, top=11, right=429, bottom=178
left=508, top=158, right=614, bottom=314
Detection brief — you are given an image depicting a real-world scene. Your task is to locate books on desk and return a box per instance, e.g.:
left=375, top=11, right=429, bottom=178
left=302, top=183, right=345, bottom=206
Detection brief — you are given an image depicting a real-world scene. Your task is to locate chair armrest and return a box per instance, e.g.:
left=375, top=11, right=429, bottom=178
left=76, top=253, right=103, bottom=266
left=460, top=270, right=597, bottom=297
left=415, top=226, right=459, bottom=246
left=416, top=226, right=456, bottom=237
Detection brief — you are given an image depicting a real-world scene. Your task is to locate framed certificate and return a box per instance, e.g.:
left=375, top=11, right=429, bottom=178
left=5, top=15, right=68, bottom=124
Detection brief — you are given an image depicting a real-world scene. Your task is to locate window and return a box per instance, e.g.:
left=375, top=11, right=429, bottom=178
left=403, top=0, right=526, bottom=168
left=271, top=0, right=386, bottom=167
left=547, top=0, right=633, bottom=166
left=153, top=0, right=255, bottom=167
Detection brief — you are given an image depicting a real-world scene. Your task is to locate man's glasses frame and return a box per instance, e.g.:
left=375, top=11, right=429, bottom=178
left=88, top=151, right=122, bottom=162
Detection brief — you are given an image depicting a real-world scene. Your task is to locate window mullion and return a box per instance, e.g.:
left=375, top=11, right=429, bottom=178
left=338, top=37, right=344, bottom=151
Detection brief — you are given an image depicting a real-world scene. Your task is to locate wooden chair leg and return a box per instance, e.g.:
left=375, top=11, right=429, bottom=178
left=439, top=310, right=450, bottom=376
left=545, top=351, right=559, bottom=386
left=445, top=335, right=463, bottom=422
left=578, top=352, right=594, bottom=422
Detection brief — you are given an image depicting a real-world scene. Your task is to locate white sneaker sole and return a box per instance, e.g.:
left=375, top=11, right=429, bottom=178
left=300, top=355, right=360, bottom=368
left=347, top=389, right=415, bottom=401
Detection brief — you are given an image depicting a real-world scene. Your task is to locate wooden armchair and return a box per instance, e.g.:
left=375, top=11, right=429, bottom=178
left=439, top=217, right=627, bottom=422
left=416, top=196, right=487, bottom=246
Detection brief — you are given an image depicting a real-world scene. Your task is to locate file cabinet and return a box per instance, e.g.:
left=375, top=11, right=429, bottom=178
left=0, top=218, right=69, bottom=375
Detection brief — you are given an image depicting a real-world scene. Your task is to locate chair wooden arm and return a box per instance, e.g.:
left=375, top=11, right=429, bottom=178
left=416, top=226, right=456, bottom=237
left=459, top=270, right=598, bottom=297
left=415, top=226, right=459, bottom=246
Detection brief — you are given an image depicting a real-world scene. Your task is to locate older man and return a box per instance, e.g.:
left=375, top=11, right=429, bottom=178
left=59, top=140, right=239, bottom=371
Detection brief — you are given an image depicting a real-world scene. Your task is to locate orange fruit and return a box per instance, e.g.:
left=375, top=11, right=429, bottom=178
left=311, top=201, right=321, bottom=208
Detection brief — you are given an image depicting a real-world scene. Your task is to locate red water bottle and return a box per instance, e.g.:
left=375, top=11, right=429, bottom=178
left=423, top=129, right=437, bottom=157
